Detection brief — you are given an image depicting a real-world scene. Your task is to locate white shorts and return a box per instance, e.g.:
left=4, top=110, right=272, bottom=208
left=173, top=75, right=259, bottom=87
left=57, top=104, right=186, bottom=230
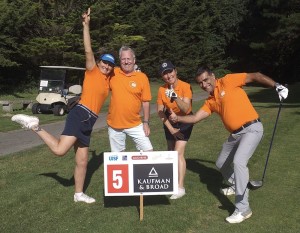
left=108, top=123, right=153, bottom=152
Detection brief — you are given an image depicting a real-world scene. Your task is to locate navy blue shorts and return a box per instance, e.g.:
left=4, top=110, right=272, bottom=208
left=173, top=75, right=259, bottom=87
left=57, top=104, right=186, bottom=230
left=163, top=112, right=194, bottom=141
left=62, top=104, right=98, bottom=147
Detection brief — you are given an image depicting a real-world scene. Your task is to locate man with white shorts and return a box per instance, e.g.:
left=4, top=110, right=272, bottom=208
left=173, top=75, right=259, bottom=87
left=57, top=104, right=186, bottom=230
left=107, top=46, right=153, bottom=152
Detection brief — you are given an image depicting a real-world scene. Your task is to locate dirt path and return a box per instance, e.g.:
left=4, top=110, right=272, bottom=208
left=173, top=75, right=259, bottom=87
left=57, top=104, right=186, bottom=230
left=0, top=92, right=207, bottom=156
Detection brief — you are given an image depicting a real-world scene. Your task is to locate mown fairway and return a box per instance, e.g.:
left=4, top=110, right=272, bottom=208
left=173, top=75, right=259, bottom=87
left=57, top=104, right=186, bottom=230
left=0, top=84, right=299, bottom=233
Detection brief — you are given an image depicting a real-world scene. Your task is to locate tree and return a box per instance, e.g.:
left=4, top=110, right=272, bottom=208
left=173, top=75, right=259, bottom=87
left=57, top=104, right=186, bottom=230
left=0, top=0, right=91, bottom=91
left=117, top=0, right=248, bottom=80
left=231, top=0, right=300, bottom=82
left=1, top=0, right=297, bottom=92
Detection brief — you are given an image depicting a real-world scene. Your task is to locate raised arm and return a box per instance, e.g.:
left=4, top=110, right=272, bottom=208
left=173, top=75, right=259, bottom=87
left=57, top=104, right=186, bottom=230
left=173, top=97, right=191, bottom=114
left=245, top=72, right=276, bottom=87
left=82, top=8, right=96, bottom=71
left=157, top=104, right=184, bottom=139
left=245, top=72, right=288, bottom=101
left=165, top=86, right=191, bottom=114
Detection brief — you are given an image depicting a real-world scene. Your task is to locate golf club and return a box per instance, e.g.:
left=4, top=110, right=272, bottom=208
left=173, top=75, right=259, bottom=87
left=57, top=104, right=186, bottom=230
left=248, top=101, right=283, bottom=190
left=169, top=85, right=176, bottom=102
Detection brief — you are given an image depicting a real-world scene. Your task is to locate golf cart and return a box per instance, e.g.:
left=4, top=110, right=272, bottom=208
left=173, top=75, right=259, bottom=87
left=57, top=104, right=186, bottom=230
left=32, top=66, right=85, bottom=116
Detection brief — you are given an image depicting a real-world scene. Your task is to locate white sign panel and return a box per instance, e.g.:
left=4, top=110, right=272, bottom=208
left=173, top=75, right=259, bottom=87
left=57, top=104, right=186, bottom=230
left=40, top=80, right=48, bottom=87
left=104, top=151, right=178, bottom=196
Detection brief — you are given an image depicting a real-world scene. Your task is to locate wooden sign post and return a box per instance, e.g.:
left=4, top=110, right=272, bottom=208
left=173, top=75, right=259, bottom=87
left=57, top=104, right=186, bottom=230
left=140, top=195, right=144, bottom=221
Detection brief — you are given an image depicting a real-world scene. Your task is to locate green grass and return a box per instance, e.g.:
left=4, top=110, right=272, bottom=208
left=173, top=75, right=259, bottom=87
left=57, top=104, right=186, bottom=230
left=0, top=84, right=299, bottom=233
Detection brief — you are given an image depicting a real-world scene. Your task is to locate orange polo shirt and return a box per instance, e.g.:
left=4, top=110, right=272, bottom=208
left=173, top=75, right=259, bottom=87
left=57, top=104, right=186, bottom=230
left=201, top=73, right=259, bottom=132
left=107, top=67, right=152, bottom=128
left=79, top=65, right=110, bottom=115
left=157, top=79, right=192, bottom=115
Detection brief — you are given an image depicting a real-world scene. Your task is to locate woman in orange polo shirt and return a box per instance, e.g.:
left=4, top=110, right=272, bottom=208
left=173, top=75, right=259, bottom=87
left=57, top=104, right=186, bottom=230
left=157, top=61, right=193, bottom=200
left=11, top=8, right=115, bottom=204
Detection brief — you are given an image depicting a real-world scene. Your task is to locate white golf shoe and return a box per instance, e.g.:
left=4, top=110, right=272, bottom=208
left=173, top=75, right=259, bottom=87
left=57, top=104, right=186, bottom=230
left=74, top=193, right=96, bottom=204
left=221, top=186, right=235, bottom=196
left=170, top=187, right=185, bottom=200
left=11, top=114, right=39, bottom=129
left=226, top=209, right=252, bottom=223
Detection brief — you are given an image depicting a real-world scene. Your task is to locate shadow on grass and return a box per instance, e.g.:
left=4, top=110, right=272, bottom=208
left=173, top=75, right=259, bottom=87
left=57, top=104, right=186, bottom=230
left=39, top=149, right=171, bottom=210
left=103, top=195, right=170, bottom=208
left=186, top=158, right=235, bottom=214
left=103, top=193, right=170, bottom=219
left=39, top=150, right=104, bottom=192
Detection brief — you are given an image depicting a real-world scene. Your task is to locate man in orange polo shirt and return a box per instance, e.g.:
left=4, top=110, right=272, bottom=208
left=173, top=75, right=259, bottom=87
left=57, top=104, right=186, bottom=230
left=169, top=66, right=288, bottom=223
left=107, top=46, right=153, bottom=152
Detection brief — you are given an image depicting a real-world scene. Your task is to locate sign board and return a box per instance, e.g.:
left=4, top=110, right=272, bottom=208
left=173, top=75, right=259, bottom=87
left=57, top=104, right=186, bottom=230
left=104, top=151, right=178, bottom=196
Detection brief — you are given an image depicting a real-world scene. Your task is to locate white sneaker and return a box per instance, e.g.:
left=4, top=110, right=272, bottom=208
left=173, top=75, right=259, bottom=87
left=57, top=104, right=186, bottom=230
left=74, top=193, right=96, bottom=204
left=221, top=186, right=235, bottom=196
left=226, top=209, right=252, bottom=223
left=11, top=114, right=39, bottom=129
left=170, top=187, right=185, bottom=199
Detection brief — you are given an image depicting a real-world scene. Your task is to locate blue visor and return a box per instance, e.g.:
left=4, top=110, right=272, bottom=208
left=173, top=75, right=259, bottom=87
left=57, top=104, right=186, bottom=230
left=100, top=54, right=116, bottom=65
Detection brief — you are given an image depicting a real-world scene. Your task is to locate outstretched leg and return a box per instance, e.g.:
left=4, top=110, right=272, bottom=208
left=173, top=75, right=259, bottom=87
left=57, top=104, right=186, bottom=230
left=33, top=128, right=77, bottom=156
left=12, top=114, right=77, bottom=156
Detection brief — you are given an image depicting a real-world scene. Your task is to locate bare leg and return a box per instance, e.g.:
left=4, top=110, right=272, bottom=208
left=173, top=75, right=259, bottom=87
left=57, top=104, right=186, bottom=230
left=175, top=141, right=187, bottom=188
left=32, top=128, right=77, bottom=156
left=34, top=128, right=94, bottom=202
left=168, top=140, right=187, bottom=199
left=167, top=140, right=186, bottom=187
left=73, top=142, right=89, bottom=193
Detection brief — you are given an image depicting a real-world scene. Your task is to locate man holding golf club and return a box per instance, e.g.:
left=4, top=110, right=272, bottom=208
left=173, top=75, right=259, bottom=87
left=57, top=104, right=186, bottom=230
left=168, top=66, right=288, bottom=223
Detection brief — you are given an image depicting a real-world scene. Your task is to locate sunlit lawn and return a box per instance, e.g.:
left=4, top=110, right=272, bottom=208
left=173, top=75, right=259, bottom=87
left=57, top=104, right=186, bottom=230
left=0, top=84, right=299, bottom=233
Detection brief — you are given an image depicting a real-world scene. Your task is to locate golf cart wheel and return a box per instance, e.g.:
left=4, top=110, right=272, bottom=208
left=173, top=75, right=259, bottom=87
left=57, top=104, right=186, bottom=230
left=32, top=103, right=42, bottom=114
left=53, top=105, right=65, bottom=116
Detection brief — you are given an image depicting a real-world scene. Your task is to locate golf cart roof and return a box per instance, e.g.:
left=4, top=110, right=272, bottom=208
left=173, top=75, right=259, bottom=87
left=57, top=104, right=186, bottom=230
left=39, top=66, right=85, bottom=70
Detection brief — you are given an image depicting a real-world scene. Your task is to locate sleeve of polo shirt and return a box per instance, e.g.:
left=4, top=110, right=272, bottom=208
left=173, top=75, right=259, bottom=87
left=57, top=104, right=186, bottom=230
left=222, top=73, right=247, bottom=88
left=184, top=84, right=193, bottom=99
left=157, top=87, right=164, bottom=105
left=200, top=100, right=212, bottom=115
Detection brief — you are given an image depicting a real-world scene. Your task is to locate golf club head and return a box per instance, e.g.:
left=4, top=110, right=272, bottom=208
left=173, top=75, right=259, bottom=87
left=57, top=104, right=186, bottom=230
left=248, top=180, right=263, bottom=190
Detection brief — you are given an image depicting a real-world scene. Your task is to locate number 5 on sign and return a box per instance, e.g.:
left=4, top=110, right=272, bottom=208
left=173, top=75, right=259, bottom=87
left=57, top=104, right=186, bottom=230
left=107, top=165, right=129, bottom=193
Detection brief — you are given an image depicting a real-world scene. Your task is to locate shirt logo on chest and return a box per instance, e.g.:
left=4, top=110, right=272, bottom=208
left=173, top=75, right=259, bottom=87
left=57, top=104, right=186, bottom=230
left=220, top=90, right=225, bottom=98
left=130, top=81, right=137, bottom=88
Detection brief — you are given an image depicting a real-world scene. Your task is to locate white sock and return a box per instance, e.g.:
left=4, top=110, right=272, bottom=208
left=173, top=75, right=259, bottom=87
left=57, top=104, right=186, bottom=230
left=75, top=192, right=83, bottom=197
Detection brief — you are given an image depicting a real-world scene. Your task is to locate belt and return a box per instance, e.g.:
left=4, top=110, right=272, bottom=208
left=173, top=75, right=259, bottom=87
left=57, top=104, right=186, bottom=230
left=232, top=118, right=261, bottom=134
